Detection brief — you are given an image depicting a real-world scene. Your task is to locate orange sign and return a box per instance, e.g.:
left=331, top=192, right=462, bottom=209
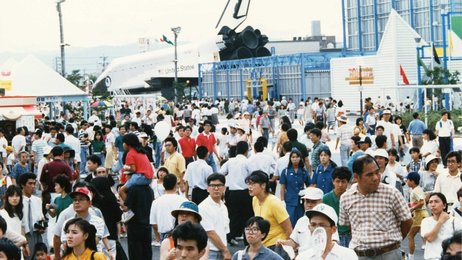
left=345, top=67, right=374, bottom=85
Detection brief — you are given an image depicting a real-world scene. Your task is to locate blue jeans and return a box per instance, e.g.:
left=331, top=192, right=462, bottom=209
left=125, top=173, right=151, bottom=189
left=339, top=233, right=351, bottom=248
left=112, top=151, right=124, bottom=173
left=207, top=153, right=218, bottom=172
left=339, top=144, right=350, bottom=167
left=155, top=142, right=162, bottom=168
left=262, top=128, right=269, bottom=141
left=80, top=146, right=88, bottom=174
left=268, top=245, right=290, bottom=260
left=208, top=250, right=223, bottom=260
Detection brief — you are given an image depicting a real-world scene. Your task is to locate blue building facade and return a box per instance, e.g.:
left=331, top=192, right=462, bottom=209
left=343, top=0, right=462, bottom=52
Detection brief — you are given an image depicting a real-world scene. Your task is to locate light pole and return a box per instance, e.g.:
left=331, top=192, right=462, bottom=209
left=56, top=0, right=66, bottom=76
left=359, top=65, right=363, bottom=116
left=171, top=26, right=181, bottom=103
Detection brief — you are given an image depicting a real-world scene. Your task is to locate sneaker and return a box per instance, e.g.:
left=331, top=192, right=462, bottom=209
left=235, top=236, right=244, bottom=241
left=121, top=210, right=135, bottom=223
left=151, top=240, right=161, bottom=247
left=228, top=239, right=239, bottom=246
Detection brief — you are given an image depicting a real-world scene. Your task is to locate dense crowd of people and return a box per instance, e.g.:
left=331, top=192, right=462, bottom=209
left=0, top=95, right=460, bottom=260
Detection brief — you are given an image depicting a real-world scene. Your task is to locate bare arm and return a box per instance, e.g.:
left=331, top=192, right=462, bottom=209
left=280, top=218, right=293, bottom=239
left=53, top=235, right=62, bottom=260
left=400, top=219, right=413, bottom=239
left=207, top=231, right=231, bottom=260
left=423, top=212, right=450, bottom=242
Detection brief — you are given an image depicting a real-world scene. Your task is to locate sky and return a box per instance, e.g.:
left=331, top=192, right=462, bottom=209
left=0, top=0, right=342, bottom=52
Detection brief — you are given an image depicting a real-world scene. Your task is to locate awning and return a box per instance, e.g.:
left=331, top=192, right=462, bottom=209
left=0, top=107, right=25, bottom=120
left=0, top=106, right=42, bottom=121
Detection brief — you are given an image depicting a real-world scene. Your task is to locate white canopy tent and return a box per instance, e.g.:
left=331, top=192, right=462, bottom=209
left=0, top=55, right=90, bottom=119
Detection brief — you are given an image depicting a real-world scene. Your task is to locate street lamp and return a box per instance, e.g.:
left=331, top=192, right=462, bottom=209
left=56, top=0, right=66, bottom=76
left=186, top=80, right=191, bottom=102
left=171, top=26, right=181, bottom=103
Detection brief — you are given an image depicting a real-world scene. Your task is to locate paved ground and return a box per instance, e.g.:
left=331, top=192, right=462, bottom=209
left=120, top=115, right=460, bottom=259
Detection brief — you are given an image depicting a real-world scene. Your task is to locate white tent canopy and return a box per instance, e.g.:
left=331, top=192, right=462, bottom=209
left=3, top=55, right=87, bottom=97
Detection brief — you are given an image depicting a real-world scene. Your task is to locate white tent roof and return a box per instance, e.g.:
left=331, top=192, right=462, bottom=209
left=3, top=55, right=87, bottom=97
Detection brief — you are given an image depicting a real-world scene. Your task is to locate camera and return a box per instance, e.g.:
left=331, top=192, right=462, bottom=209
left=34, top=220, right=48, bottom=230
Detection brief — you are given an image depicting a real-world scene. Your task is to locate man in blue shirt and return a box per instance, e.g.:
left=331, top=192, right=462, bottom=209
left=407, top=112, right=427, bottom=148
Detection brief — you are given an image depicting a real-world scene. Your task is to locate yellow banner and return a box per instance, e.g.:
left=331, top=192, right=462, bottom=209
left=0, top=80, right=12, bottom=91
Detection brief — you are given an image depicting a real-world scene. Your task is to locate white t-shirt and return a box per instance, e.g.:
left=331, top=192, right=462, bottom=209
left=421, top=216, right=462, bottom=259
left=149, top=194, right=187, bottom=233
left=11, top=135, right=26, bottom=154
left=199, top=196, right=230, bottom=252
left=0, top=209, right=22, bottom=234
left=435, top=119, right=454, bottom=137
left=0, top=137, right=7, bottom=158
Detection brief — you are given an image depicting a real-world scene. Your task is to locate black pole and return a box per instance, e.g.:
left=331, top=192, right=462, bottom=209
left=359, top=66, right=363, bottom=116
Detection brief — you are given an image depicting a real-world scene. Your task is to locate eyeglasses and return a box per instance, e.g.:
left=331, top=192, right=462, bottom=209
left=209, top=184, right=224, bottom=189
left=308, top=222, right=331, bottom=230
left=244, top=227, right=260, bottom=234
left=164, top=144, right=173, bottom=147
left=97, top=171, right=106, bottom=174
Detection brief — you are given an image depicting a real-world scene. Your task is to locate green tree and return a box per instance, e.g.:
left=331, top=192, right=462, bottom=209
left=421, top=66, right=460, bottom=85
left=65, top=69, right=83, bottom=87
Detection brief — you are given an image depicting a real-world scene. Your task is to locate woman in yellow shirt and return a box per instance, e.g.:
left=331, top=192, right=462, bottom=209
left=63, top=218, right=105, bottom=260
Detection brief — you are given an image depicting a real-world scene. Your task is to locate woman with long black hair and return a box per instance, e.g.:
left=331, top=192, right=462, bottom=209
left=62, top=218, right=105, bottom=260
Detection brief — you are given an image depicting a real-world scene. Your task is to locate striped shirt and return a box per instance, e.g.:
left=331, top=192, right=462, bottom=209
left=339, top=183, right=411, bottom=250
left=336, top=124, right=353, bottom=146
left=31, top=139, right=47, bottom=164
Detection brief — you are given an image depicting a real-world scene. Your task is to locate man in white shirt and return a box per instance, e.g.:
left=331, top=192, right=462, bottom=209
left=296, top=204, right=358, bottom=259
left=335, top=116, right=353, bottom=167
left=132, top=110, right=143, bottom=125
left=150, top=174, right=187, bottom=244
left=433, top=151, right=462, bottom=211
left=19, top=173, right=45, bottom=255
left=64, top=125, right=81, bottom=171
left=88, top=111, right=101, bottom=126
left=272, top=142, right=292, bottom=197
left=11, top=127, right=26, bottom=157
left=0, top=129, right=7, bottom=164
left=248, top=141, right=276, bottom=179
left=219, top=141, right=253, bottom=245
left=199, top=173, right=231, bottom=260
left=435, top=111, right=455, bottom=167
left=375, top=110, right=395, bottom=149
left=184, top=146, right=213, bottom=205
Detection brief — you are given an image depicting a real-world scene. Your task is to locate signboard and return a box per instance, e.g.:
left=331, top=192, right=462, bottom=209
left=37, top=96, right=64, bottom=103
left=16, top=115, right=35, bottom=132
left=345, top=67, right=374, bottom=85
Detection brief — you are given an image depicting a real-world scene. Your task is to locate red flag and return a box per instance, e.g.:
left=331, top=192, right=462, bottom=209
left=400, top=65, right=410, bottom=85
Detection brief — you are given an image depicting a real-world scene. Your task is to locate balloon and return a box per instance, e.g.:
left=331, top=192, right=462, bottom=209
left=154, top=121, right=171, bottom=142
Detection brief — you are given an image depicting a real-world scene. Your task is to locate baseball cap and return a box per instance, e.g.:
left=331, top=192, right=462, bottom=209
left=171, top=201, right=202, bottom=221
left=70, top=187, right=93, bottom=201
left=300, top=187, right=324, bottom=200
left=306, top=203, right=338, bottom=226
left=407, top=172, right=420, bottom=184
left=139, top=132, right=149, bottom=138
